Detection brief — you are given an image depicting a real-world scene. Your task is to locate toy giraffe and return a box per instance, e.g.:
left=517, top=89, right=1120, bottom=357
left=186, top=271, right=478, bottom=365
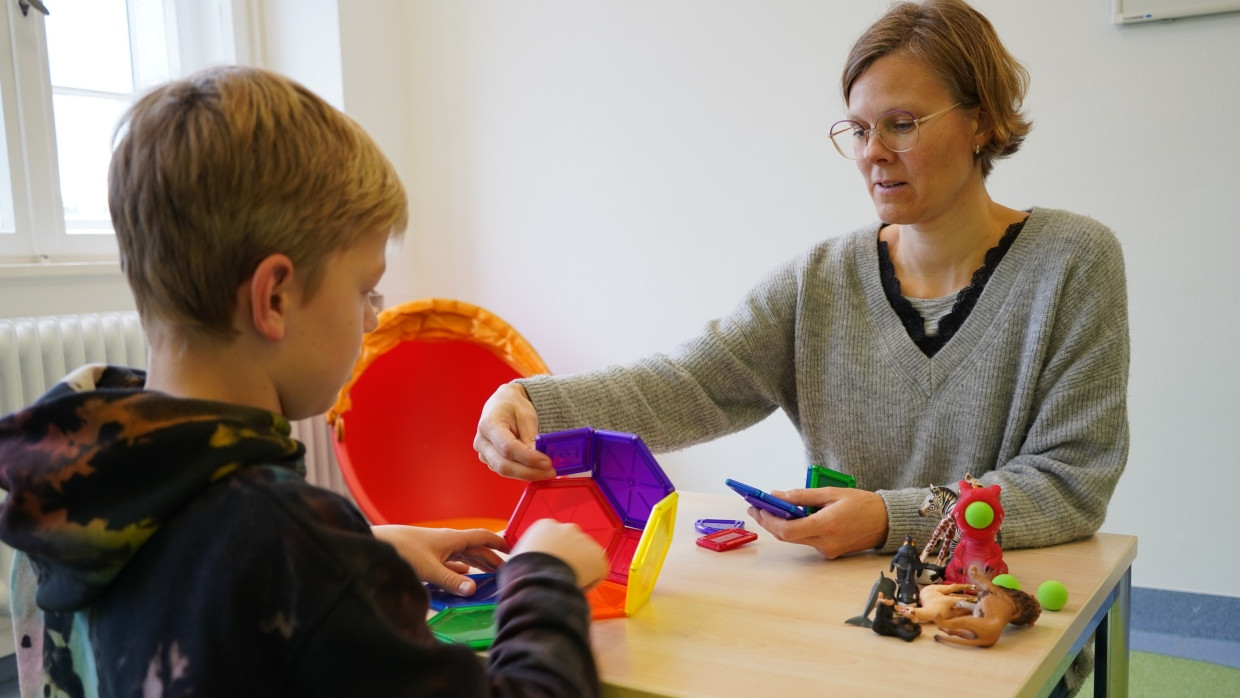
left=918, top=484, right=959, bottom=568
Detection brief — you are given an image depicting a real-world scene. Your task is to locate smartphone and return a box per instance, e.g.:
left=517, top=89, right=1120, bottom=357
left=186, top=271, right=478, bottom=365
left=725, top=478, right=807, bottom=519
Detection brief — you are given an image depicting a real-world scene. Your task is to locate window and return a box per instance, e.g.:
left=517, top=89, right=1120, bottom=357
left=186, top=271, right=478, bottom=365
left=0, top=0, right=246, bottom=263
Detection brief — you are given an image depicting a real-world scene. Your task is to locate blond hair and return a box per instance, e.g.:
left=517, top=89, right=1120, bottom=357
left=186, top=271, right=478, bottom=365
left=109, top=65, right=408, bottom=338
left=841, top=0, right=1030, bottom=178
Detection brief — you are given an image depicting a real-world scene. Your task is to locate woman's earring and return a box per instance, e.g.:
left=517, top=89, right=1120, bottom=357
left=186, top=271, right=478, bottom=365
left=974, top=144, right=981, bottom=155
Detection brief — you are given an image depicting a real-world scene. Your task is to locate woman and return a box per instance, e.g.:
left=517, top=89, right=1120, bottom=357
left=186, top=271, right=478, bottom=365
left=474, top=0, right=1128, bottom=559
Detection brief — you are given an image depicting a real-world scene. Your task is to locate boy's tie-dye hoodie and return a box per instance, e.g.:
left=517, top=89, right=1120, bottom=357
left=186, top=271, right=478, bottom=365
left=0, top=365, right=597, bottom=697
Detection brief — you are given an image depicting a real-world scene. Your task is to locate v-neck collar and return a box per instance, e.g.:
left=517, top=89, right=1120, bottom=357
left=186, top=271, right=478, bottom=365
left=879, top=218, right=1025, bottom=357
left=857, top=208, right=1040, bottom=395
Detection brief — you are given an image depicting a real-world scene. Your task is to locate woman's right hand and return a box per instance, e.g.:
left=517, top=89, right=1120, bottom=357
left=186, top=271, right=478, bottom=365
left=511, top=518, right=608, bottom=591
left=473, top=382, right=556, bottom=481
left=749, top=487, right=889, bottom=559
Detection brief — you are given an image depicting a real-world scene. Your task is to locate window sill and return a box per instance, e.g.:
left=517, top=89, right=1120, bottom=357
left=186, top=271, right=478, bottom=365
left=0, top=259, right=122, bottom=280
left=0, top=260, right=134, bottom=319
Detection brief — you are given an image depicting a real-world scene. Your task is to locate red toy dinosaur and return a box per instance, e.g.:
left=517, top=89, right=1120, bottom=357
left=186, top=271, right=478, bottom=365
left=943, top=476, right=1006, bottom=584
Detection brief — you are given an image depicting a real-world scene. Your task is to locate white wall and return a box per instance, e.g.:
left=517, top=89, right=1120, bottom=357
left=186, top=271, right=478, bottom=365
left=345, top=0, right=1239, bottom=597
left=257, top=0, right=344, bottom=108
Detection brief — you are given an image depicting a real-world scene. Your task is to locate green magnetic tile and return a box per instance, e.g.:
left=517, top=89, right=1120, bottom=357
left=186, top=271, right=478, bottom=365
left=428, top=603, right=498, bottom=650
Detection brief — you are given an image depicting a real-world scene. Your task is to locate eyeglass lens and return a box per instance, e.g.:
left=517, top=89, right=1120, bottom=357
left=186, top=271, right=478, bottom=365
left=830, top=111, right=920, bottom=160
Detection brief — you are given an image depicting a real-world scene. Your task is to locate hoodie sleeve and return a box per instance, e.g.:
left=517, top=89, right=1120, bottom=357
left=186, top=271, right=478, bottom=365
left=291, top=548, right=598, bottom=698
left=488, top=552, right=599, bottom=697
left=271, top=483, right=599, bottom=698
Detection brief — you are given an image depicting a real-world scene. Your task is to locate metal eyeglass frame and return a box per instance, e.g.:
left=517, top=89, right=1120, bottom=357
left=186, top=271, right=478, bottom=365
left=829, top=103, right=962, bottom=159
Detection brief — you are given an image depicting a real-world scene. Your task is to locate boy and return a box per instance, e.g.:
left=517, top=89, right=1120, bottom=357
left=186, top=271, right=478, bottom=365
left=0, top=66, right=606, bottom=697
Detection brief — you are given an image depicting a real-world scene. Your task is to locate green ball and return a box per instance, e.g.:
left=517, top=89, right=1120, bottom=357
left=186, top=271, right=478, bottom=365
left=1037, top=580, right=1069, bottom=611
left=964, top=501, right=994, bottom=529
left=992, top=574, right=1021, bottom=590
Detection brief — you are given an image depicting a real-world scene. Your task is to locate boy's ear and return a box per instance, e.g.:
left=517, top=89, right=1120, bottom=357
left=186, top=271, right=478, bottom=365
left=248, top=254, right=297, bottom=342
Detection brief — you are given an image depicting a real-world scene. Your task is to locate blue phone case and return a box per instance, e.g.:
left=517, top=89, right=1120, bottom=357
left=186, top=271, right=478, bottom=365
left=725, top=478, right=807, bottom=519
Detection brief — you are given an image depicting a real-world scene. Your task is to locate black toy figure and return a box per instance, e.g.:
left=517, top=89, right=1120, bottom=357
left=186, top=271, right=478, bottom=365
left=872, top=592, right=921, bottom=642
left=890, top=534, right=925, bottom=606
left=845, top=571, right=896, bottom=628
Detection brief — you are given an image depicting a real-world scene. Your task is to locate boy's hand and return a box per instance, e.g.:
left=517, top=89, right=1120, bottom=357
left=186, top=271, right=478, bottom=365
left=748, top=487, right=888, bottom=559
left=511, top=518, right=608, bottom=591
left=474, top=382, right=556, bottom=481
left=372, top=525, right=509, bottom=596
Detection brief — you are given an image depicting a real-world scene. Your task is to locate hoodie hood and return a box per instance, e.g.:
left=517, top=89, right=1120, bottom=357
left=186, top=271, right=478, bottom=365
left=0, top=365, right=305, bottom=612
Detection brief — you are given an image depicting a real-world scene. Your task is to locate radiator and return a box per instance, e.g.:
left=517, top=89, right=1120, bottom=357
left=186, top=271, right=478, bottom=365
left=290, top=415, right=352, bottom=500
left=0, top=312, right=353, bottom=610
left=0, top=311, right=148, bottom=415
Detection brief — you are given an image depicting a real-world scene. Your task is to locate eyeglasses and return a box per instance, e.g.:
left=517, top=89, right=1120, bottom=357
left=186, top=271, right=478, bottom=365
left=828, top=103, right=961, bottom=160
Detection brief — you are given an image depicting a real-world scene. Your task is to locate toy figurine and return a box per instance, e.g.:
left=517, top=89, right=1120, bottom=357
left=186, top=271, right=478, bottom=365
left=918, top=483, right=959, bottom=571
left=872, top=592, right=922, bottom=642
left=933, top=565, right=1041, bottom=648
left=943, top=476, right=1007, bottom=584
left=845, top=571, right=895, bottom=628
left=889, top=534, right=925, bottom=605
left=896, top=583, right=977, bottom=624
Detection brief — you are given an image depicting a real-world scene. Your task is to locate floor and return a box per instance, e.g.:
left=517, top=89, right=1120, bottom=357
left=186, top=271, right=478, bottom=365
left=0, top=587, right=1235, bottom=694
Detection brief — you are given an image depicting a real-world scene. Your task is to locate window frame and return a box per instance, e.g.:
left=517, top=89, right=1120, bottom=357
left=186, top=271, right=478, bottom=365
left=0, top=0, right=256, bottom=265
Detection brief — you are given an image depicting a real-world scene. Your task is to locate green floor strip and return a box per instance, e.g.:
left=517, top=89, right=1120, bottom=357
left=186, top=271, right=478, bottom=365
left=1078, top=651, right=1240, bottom=697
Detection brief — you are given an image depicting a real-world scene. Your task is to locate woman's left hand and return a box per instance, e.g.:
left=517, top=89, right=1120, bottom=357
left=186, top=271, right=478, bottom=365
left=748, top=487, right=888, bottom=559
left=372, top=525, right=510, bottom=596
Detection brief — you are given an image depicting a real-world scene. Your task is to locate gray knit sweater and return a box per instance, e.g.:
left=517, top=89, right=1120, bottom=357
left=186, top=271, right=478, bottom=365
left=521, top=207, right=1129, bottom=553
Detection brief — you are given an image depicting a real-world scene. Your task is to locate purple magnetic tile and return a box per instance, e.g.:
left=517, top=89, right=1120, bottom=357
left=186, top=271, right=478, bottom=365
left=591, top=430, right=675, bottom=528
left=695, top=518, right=745, bottom=535
left=742, top=494, right=767, bottom=511
left=742, top=492, right=803, bottom=520
left=536, top=427, right=595, bottom=476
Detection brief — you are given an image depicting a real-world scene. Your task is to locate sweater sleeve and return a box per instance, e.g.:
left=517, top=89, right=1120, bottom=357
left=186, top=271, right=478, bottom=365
left=520, top=258, right=805, bottom=452
left=988, top=225, right=1131, bottom=549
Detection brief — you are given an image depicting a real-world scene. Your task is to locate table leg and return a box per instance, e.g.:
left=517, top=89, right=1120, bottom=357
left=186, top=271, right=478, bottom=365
left=1094, top=568, right=1131, bottom=697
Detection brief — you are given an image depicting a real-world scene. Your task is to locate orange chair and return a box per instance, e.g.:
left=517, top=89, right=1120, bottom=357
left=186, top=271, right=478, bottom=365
left=327, top=298, right=547, bottom=531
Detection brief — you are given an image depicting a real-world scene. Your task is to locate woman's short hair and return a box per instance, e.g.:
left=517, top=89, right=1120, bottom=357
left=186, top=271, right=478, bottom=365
left=109, top=65, right=407, bottom=338
left=841, top=0, right=1031, bottom=178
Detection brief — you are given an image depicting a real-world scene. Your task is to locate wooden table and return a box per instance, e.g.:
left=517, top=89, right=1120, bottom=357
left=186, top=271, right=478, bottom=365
left=590, top=492, right=1137, bottom=697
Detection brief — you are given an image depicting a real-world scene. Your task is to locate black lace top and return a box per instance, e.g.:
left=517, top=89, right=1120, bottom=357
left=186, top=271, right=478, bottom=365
left=878, top=218, right=1026, bottom=357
